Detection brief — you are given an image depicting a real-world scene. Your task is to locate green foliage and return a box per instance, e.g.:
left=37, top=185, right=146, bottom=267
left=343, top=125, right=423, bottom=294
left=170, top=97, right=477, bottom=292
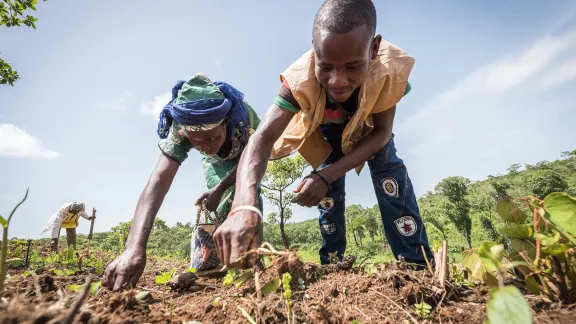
left=0, top=0, right=47, bottom=86
left=486, top=286, right=532, bottom=324
left=263, top=154, right=309, bottom=248
left=413, top=300, right=432, bottom=319
left=222, top=269, right=236, bottom=287
left=543, top=192, right=576, bottom=236
left=234, top=271, right=251, bottom=289
left=0, top=187, right=29, bottom=295
left=282, top=272, right=293, bottom=322
left=155, top=269, right=176, bottom=285
left=261, top=278, right=281, bottom=296
left=435, top=177, right=473, bottom=248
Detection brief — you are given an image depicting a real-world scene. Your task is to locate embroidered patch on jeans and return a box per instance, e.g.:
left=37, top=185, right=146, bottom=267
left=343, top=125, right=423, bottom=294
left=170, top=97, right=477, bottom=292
left=382, top=177, right=399, bottom=197
left=320, top=223, right=337, bottom=235
left=394, top=216, right=417, bottom=236
left=320, top=197, right=335, bottom=210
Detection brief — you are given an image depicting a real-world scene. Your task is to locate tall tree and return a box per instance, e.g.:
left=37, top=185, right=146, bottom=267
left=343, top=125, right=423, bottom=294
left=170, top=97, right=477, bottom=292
left=262, top=154, right=308, bottom=249
left=1, top=0, right=47, bottom=86
left=435, top=176, right=473, bottom=248
left=525, top=169, right=569, bottom=199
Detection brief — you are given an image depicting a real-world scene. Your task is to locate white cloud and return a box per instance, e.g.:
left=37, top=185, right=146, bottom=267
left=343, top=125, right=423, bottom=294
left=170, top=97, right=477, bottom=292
left=396, top=28, right=576, bottom=194
left=539, top=57, right=576, bottom=90
left=402, top=28, right=576, bottom=127
left=0, top=124, right=59, bottom=160
left=98, top=91, right=132, bottom=111
left=139, top=92, right=171, bottom=119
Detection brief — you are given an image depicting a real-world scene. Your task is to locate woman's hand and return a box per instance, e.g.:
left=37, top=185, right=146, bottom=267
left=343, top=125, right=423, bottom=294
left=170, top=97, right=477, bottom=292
left=196, top=187, right=224, bottom=212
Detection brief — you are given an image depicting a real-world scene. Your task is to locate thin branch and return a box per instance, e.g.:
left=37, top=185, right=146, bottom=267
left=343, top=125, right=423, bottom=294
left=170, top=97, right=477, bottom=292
left=65, top=275, right=93, bottom=324
left=369, top=288, right=419, bottom=324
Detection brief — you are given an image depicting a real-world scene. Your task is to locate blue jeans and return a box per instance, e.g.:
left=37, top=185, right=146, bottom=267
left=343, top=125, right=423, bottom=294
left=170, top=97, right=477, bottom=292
left=317, top=123, right=434, bottom=266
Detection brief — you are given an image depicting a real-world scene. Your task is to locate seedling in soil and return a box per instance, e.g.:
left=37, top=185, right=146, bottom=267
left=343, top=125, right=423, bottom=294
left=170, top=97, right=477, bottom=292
left=297, top=277, right=305, bottom=290
left=222, top=269, right=237, bottom=286
left=155, top=268, right=176, bottom=304
left=186, top=267, right=196, bottom=273
left=413, top=300, right=432, bottom=319
left=0, top=187, right=28, bottom=296
left=282, top=272, right=293, bottom=323
left=66, top=281, right=102, bottom=297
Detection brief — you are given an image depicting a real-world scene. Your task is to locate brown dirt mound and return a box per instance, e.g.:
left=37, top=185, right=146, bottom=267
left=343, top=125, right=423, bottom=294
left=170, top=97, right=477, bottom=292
left=1, top=257, right=574, bottom=323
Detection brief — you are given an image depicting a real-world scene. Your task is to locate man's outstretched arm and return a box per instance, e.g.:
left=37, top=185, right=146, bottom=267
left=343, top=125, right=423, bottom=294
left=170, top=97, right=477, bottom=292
left=213, top=104, right=295, bottom=268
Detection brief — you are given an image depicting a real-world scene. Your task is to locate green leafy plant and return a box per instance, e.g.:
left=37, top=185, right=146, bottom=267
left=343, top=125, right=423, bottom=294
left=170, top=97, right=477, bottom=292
left=234, top=270, right=251, bottom=288
left=297, top=277, right=305, bottom=290
left=0, top=188, right=29, bottom=296
left=66, top=281, right=102, bottom=296
left=413, top=299, right=432, bottom=319
left=222, top=269, right=237, bottom=287
left=495, top=192, right=576, bottom=303
left=282, top=272, right=293, bottom=323
left=155, top=268, right=176, bottom=304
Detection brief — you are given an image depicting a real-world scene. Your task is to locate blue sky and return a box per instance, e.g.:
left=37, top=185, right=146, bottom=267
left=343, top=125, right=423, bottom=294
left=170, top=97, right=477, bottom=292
left=1, top=0, right=576, bottom=239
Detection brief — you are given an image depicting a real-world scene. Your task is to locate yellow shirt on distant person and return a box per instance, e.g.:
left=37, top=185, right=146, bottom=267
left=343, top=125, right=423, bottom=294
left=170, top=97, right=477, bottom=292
left=40, top=202, right=91, bottom=238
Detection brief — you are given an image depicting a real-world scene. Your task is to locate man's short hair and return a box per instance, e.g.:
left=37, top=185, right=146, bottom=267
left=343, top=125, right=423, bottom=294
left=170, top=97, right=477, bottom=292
left=313, top=0, right=377, bottom=36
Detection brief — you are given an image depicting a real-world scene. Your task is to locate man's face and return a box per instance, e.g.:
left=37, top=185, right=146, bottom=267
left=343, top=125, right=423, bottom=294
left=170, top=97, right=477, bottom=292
left=183, top=122, right=227, bottom=155
left=313, top=25, right=381, bottom=102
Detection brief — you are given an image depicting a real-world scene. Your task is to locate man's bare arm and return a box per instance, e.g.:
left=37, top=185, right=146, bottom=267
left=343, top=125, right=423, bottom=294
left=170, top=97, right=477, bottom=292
left=125, top=153, right=180, bottom=250
left=319, top=106, right=396, bottom=183
left=232, top=104, right=295, bottom=207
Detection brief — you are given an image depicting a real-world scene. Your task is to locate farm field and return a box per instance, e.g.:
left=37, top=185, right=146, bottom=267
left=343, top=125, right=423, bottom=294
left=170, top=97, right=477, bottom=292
left=0, top=240, right=574, bottom=324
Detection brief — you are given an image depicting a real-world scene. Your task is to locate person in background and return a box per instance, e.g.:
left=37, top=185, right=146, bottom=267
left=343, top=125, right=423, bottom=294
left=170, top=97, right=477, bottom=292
left=214, top=0, right=434, bottom=269
left=41, top=201, right=95, bottom=252
left=103, top=73, right=263, bottom=291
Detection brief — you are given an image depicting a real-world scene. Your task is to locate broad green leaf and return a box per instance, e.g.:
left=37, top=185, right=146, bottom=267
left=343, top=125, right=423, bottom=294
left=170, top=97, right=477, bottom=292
left=541, top=244, right=570, bottom=256
left=497, top=200, right=527, bottom=224
left=525, top=275, right=540, bottom=295
left=533, top=232, right=560, bottom=246
left=186, top=267, right=197, bottom=273
left=462, top=249, right=483, bottom=281
left=479, top=242, right=504, bottom=273
left=155, top=271, right=172, bottom=285
left=510, top=239, right=536, bottom=260
left=234, top=271, right=251, bottom=288
left=0, top=215, right=7, bottom=228
left=487, top=286, right=532, bottom=324
left=543, top=192, right=576, bottom=236
left=260, top=278, right=281, bottom=296
left=498, top=224, right=533, bottom=240
left=483, top=271, right=499, bottom=287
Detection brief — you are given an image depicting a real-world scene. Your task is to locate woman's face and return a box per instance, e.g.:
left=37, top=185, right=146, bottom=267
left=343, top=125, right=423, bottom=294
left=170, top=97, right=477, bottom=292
left=183, top=122, right=227, bottom=155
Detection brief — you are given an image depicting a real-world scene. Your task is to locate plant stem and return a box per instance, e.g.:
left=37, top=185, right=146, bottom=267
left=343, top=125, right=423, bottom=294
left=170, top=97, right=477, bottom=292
left=533, top=209, right=541, bottom=265
left=0, top=228, right=8, bottom=296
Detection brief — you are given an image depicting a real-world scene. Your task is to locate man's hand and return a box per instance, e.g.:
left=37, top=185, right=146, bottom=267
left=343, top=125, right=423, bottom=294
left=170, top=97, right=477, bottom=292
left=195, top=187, right=224, bottom=212
left=213, top=210, right=262, bottom=269
left=291, top=173, right=330, bottom=207
left=103, top=247, right=146, bottom=291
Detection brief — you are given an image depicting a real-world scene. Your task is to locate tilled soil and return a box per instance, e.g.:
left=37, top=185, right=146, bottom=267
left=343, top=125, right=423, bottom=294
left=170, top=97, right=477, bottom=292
left=0, top=257, right=574, bottom=324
